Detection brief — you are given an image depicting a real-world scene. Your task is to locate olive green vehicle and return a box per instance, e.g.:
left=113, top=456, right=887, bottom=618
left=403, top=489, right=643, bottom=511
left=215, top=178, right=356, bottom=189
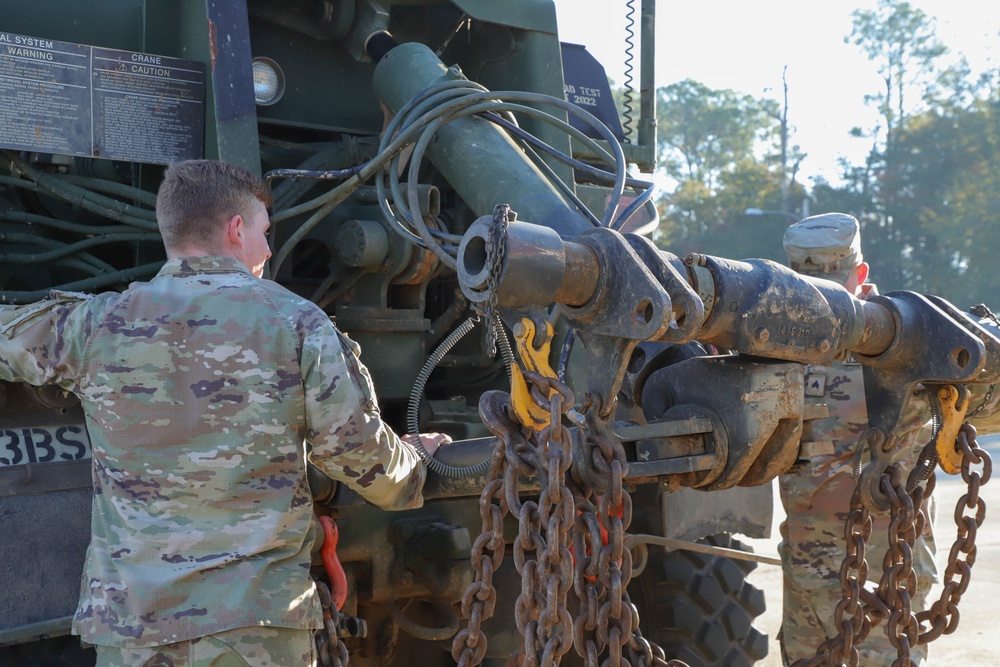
left=1, top=2, right=998, bottom=667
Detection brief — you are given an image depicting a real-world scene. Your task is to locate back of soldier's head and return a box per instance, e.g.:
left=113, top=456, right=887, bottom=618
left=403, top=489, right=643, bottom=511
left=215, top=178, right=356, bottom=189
left=782, top=213, right=862, bottom=285
left=156, top=160, right=273, bottom=253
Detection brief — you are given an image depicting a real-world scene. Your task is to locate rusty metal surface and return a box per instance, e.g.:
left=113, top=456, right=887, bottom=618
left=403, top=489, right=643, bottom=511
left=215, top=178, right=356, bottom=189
left=453, top=366, right=673, bottom=667
left=641, top=355, right=805, bottom=490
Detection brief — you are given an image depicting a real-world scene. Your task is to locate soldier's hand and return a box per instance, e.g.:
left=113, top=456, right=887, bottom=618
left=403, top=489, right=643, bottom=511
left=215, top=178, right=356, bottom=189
left=403, top=432, right=452, bottom=458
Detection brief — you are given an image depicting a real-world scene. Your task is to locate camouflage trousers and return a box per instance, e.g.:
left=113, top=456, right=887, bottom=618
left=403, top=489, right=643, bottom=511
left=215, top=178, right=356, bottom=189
left=93, top=626, right=316, bottom=667
left=778, top=485, right=938, bottom=666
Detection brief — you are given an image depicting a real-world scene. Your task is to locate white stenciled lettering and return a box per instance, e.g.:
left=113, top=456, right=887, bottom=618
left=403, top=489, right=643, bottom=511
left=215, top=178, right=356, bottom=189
left=14, top=35, right=54, bottom=48
left=132, top=53, right=163, bottom=65
left=6, top=46, right=54, bottom=61
left=130, top=64, right=171, bottom=77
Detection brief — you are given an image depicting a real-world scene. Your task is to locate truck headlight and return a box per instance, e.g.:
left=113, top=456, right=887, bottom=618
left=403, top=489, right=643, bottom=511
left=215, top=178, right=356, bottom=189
left=252, top=57, right=285, bottom=106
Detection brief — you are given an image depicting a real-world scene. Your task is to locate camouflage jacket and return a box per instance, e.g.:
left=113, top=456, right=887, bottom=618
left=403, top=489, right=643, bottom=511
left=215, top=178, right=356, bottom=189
left=779, top=356, right=932, bottom=516
left=0, top=256, right=426, bottom=648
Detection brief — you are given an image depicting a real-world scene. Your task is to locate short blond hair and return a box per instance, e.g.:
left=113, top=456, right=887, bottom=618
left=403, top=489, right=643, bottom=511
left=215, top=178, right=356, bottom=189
left=156, top=160, right=272, bottom=252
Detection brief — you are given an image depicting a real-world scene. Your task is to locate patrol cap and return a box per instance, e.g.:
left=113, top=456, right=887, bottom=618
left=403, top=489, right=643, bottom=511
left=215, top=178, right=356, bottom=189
left=783, top=213, right=863, bottom=283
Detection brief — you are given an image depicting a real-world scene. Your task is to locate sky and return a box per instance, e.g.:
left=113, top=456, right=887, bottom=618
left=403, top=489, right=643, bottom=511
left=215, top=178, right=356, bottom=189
left=552, top=0, right=999, bottom=186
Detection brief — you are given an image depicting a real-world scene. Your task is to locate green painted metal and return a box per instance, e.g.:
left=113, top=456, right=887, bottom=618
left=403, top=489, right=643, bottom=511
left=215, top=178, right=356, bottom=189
left=0, top=0, right=261, bottom=171
left=450, top=0, right=558, bottom=33
left=373, top=41, right=589, bottom=237
left=0, top=0, right=146, bottom=51
left=144, top=0, right=261, bottom=171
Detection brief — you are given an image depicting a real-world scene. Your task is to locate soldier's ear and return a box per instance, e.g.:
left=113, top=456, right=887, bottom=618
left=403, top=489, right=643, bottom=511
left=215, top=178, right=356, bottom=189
left=224, top=214, right=245, bottom=249
left=856, top=262, right=870, bottom=285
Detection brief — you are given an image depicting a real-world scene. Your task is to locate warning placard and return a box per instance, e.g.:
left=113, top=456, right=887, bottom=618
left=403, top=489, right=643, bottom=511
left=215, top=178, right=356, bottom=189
left=0, top=31, right=205, bottom=164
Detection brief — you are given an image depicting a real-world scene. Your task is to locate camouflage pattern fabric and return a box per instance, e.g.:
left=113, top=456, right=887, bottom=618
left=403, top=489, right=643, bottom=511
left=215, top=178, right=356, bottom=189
left=0, top=256, right=426, bottom=649
left=778, top=356, right=937, bottom=665
left=93, top=625, right=315, bottom=667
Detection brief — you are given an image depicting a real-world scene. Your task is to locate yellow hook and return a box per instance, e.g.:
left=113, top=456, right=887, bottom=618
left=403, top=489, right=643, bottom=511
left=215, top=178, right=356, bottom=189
left=935, top=384, right=970, bottom=474
left=509, top=317, right=558, bottom=433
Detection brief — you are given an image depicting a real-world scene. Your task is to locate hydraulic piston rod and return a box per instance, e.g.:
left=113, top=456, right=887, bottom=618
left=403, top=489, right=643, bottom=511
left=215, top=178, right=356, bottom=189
left=458, top=217, right=897, bottom=363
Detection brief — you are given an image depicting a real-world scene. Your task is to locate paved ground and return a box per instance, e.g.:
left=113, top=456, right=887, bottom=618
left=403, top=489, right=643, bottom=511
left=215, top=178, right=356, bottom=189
left=742, top=434, right=1000, bottom=666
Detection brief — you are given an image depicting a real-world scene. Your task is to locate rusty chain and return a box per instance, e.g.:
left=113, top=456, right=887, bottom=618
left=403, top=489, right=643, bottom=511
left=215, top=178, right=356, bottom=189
left=793, top=421, right=991, bottom=667
left=315, top=580, right=350, bottom=667
left=517, top=375, right=576, bottom=666
left=454, top=366, right=683, bottom=667
left=571, top=412, right=633, bottom=667
left=480, top=204, right=511, bottom=358
left=914, top=423, right=991, bottom=645
left=542, top=389, right=578, bottom=663
left=791, top=483, right=874, bottom=667
left=452, top=391, right=520, bottom=667
left=882, top=465, right=920, bottom=666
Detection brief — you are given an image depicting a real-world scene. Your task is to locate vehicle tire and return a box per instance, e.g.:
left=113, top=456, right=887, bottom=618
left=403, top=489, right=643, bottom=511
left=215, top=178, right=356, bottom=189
left=630, top=534, right=769, bottom=667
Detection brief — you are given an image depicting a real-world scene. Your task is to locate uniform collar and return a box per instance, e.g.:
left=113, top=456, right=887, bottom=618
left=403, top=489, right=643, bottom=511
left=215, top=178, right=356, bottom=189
left=156, top=256, right=253, bottom=277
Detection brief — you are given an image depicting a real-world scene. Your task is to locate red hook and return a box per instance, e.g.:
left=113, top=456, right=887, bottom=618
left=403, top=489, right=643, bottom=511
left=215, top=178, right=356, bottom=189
left=319, top=515, right=348, bottom=611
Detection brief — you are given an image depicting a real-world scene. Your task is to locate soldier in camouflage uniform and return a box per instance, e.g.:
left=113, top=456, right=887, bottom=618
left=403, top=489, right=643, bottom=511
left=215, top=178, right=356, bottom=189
left=0, top=160, right=446, bottom=666
left=777, top=213, right=938, bottom=665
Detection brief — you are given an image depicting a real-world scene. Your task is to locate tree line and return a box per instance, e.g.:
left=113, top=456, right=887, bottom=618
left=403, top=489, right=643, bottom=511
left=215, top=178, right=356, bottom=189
left=649, top=0, right=1000, bottom=308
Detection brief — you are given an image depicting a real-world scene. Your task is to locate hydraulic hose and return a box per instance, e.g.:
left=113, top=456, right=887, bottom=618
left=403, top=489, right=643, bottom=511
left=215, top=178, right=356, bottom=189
left=407, top=316, right=514, bottom=478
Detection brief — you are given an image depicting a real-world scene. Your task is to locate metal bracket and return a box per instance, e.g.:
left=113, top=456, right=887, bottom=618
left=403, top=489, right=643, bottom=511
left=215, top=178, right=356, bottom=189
left=859, top=291, right=987, bottom=435
left=622, top=233, right=704, bottom=343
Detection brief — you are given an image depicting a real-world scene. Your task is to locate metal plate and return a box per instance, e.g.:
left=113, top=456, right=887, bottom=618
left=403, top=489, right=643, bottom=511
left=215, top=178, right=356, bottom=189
left=0, top=424, right=90, bottom=467
left=0, top=29, right=204, bottom=164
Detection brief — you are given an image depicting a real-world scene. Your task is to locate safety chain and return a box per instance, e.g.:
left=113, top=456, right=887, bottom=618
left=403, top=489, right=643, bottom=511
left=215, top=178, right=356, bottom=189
left=793, top=422, right=991, bottom=667
left=570, top=410, right=671, bottom=667
left=481, top=204, right=511, bottom=358
left=913, top=423, right=991, bottom=645
left=882, top=465, right=921, bottom=665
left=517, top=373, right=575, bottom=666
left=315, top=581, right=350, bottom=667
left=451, top=412, right=507, bottom=667
left=791, top=483, right=874, bottom=667
left=572, top=418, right=628, bottom=667
left=455, top=373, right=681, bottom=667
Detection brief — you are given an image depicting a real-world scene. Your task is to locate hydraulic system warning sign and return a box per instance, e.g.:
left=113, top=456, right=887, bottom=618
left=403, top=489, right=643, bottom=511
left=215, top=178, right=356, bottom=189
left=0, top=31, right=205, bottom=164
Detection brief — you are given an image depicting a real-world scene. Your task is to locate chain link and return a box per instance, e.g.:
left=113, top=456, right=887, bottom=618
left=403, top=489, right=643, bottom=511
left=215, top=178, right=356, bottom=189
left=882, top=466, right=919, bottom=666
left=315, top=581, right=350, bottom=667
left=793, top=420, right=991, bottom=666
left=914, top=423, right=991, bottom=644
left=571, top=408, right=673, bottom=667
left=533, top=383, right=576, bottom=666
left=481, top=204, right=511, bottom=358
left=506, top=370, right=576, bottom=667
left=791, top=483, right=873, bottom=667
left=452, top=392, right=518, bottom=667
left=455, top=364, right=681, bottom=666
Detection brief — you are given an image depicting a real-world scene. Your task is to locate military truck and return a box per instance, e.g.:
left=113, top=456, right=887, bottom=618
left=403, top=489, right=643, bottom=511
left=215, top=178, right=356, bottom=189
left=1, top=2, right=996, bottom=667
